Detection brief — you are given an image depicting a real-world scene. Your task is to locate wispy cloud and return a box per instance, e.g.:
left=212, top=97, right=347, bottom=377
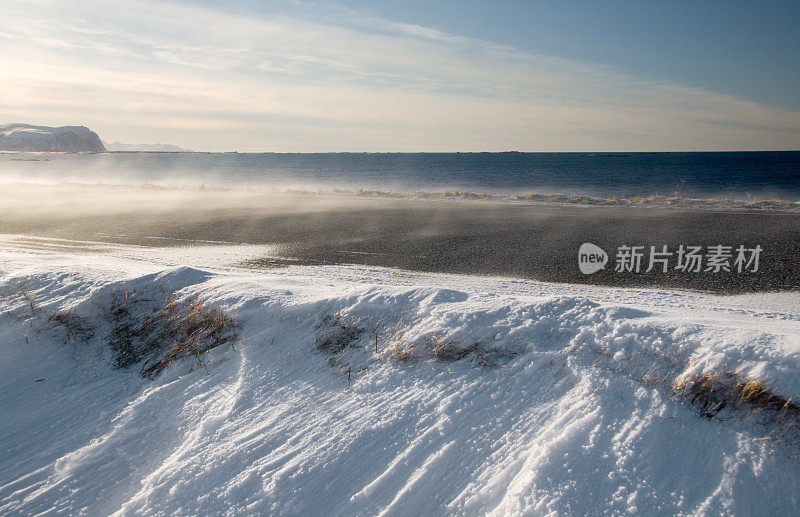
left=1, top=0, right=798, bottom=151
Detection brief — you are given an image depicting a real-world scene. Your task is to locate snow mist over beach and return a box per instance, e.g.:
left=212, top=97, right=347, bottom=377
left=1, top=151, right=799, bottom=201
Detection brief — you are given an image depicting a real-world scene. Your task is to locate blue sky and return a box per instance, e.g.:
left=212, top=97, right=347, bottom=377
left=1, top=0, right=798, bottom=151
left=334, top=0, right=800, bottom=110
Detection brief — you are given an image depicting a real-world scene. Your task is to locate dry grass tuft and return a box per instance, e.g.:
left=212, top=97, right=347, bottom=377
left=48, top=309, right=92, bottom=342
left=387, top=340, right=418, bottom=363
left=313, top=314, right=523, bottom=386
left=430, top=337, right=481, bottom=361
left=316, top=314, right=365, bottom=354
left=21, top=289, right=40, bottom=315
left=105, top=290, right=239, bottom=378
left=475, top=348, right=521, bottom=368
left=3, top=284, right=238, bottom=378
left=387, top=333, right=519, bottom=367
left=673, top=370, right=800, bottom=423
left=0, top=284, right=42, bottom=319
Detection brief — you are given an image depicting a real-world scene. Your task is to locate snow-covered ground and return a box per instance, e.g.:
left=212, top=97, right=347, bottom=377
left=1, top=235, right=799, bottom=515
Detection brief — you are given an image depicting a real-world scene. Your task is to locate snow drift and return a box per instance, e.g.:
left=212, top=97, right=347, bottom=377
left=0, top=240, right=799, bottom=515
left=0, top=123, right=106, bottom=152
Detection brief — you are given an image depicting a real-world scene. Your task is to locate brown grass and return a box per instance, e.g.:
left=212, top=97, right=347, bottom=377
left=384, top=332, right=518, bottom=367
left=387, top=341, right=418, bottom=363
left=430, top=337, right=481, bottom=361
left=105, top=290, right=239, bottom=378
left=673, top=370, right=800, bottom=424
left=21, top=289, right=40, bottom=315
left=313, top=314, right=523, bottom=385
left=0, top=284, right=42, bottom=318
left=316, top=314, right=365, bottom=354
left=48, top=309, right=92, bottom=342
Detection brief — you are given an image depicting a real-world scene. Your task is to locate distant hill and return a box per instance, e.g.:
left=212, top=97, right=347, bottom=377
left=0, top=123, right=106, bottom=151
left=103, top=141, right=194, bottom=152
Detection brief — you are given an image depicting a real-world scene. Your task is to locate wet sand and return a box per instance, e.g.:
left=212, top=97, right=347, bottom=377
left=1, top=184, right=798, bottom=293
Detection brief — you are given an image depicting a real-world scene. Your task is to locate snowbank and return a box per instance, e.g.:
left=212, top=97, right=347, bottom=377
left=0, top=124, right=106, bottom=152
left=0, top=240, right=798, bottom=515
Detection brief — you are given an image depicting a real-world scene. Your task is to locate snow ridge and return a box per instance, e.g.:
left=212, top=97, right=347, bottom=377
left=0, top=248, right=799, bottom=515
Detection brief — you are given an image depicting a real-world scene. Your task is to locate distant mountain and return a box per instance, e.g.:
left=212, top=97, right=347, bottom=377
left=0, top=123, right=106, bottom=152
left=104, top=141, right=194, bottom=152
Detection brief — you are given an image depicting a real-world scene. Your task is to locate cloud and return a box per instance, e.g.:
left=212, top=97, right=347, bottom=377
left=0, top=0, right=798, bottom=151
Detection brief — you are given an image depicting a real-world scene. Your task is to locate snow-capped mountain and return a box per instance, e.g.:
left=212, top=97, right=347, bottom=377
left=0, top=123, right=106, bottom=152
left=103, top=141, right=193, bottom=152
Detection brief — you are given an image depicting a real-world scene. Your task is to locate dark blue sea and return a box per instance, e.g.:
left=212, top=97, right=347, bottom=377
left=1, top=151, right=798, bottom=200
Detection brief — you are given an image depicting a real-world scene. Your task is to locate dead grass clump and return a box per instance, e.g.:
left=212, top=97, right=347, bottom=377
left=388, top=334, right=519, bottom=367
left=430, top=337, right=480, bottom=361
left=475, top=348, right=520, bottom=368
left=387, top=341, right=418, bottom=363
left=105, top=290, right=239, bottom=378
left=316, top=314, right=366, bottom=354
left=429, top=335, right=521, bottom=367
left=48, top=309, right=92, bottom=342
left=313, top=315, right=525, bottom=386
left=21, top=289, right=40, bottom=315
left=640, top=366, right=665, bottom=387
left=0, top=284, right=41, bottom=319
left=0, top=285, right=43, bottom=317
left=673, top=371, right=800, bottom=423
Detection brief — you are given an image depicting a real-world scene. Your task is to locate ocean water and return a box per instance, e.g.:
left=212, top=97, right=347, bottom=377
left=1, top=151, right=798, bottom=200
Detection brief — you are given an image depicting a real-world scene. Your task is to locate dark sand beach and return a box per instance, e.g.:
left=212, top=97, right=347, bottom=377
left=1, top=184, right=798, bottom=293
